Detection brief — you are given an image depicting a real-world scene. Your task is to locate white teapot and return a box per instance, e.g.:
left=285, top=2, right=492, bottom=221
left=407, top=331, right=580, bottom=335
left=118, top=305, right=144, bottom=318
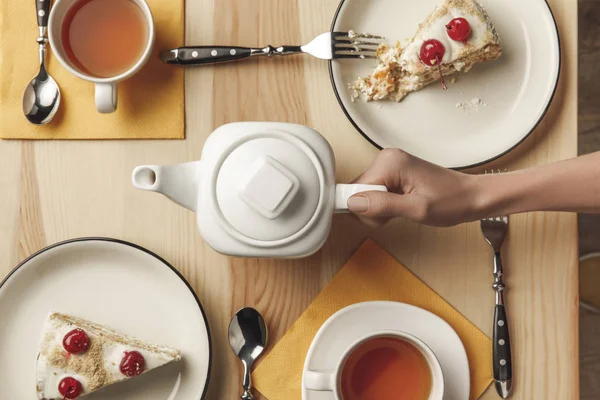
left=132, top=122, right=386, bottom=258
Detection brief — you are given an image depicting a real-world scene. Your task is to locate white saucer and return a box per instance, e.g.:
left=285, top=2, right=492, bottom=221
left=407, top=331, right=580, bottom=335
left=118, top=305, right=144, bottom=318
left=0, top=238, right=211, bottom=399
left=330, top=0, right=560, bottom=168
left=302, top=301, right=470, bottom=400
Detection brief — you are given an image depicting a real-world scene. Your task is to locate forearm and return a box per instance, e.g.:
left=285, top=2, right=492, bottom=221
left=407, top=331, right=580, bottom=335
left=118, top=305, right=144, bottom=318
left=473, top=152, right=600, bottom=217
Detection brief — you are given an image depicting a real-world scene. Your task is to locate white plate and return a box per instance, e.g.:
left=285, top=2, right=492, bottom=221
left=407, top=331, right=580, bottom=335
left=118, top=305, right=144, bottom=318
left=330, top=0, right=560, bottom=168
left=302, top=301, right=470, bottom=400
left=0, top=238, right=211, bottom=399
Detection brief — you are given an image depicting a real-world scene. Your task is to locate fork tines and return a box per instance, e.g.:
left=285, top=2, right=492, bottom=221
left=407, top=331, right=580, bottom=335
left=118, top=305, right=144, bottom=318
left=483, top=216, right=509, bottom=222
left=484, top=169, right=508, bottom=175
left=482, top=171, right=508, bottom=221
left=332, top=31, right=384, bottom=59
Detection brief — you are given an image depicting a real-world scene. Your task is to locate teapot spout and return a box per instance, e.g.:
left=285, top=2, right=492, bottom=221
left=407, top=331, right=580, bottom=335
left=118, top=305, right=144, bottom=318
left=132, top=161, right=202, bottom=212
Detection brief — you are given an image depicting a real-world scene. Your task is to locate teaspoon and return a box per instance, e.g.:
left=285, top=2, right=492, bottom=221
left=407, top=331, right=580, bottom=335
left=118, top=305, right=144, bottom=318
left=23, top=0, right=61, bottom=125
left=228, top=307, right=268, bottom=400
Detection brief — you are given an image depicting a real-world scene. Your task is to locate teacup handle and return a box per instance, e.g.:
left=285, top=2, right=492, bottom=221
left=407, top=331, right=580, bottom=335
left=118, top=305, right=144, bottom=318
left=95, top=82, right=118, bottom=113
left=334, top=183, right=388, bottom=213
left=304, top=370, right=336, bottom=391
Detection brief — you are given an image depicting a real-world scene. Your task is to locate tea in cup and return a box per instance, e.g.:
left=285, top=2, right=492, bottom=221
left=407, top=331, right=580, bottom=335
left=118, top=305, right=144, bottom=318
left=48, top=0, right=155, bottom=113
left=304, top=330, right=444, bottom=400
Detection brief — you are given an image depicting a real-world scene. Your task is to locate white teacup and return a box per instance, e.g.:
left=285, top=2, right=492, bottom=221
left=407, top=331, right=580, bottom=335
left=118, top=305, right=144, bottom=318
left=48, top=0, right=155, bottom=113
left=304, top=330, right=445, bottom=400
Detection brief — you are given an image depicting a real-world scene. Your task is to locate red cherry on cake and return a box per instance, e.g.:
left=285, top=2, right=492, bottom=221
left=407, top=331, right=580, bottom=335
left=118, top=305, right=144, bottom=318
left=63, top=329, right=90, bottom=354
left=58, top=377, right=82, bottom=399
left=446, top=17, right=471, bottom=42
left=420, top=39, right=448, bottom=90
left=419, top=39, right=445, bottom=66
left=120, top=351, right=146, bottom=377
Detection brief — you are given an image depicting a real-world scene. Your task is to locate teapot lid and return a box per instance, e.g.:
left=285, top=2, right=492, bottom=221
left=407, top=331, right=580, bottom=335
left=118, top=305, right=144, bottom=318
left=213, top=132, right=326, bottom=244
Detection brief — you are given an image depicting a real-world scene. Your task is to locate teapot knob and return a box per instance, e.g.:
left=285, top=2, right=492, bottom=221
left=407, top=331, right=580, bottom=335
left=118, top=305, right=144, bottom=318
left=239, top=156, right=300, bottom=220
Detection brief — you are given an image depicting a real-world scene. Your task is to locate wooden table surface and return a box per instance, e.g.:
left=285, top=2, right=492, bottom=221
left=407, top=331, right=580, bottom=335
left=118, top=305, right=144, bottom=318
left=0, top=0, right=578, bottom=399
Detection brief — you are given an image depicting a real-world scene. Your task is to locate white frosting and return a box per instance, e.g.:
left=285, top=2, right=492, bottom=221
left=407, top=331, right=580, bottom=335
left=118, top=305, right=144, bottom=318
left=102, top=343, right=175, bottom=383
left=36, top=312, right=180, bottom=399
left=400, top=7, right=490, bottom=74
left=37, top=366, right=89, bottom=400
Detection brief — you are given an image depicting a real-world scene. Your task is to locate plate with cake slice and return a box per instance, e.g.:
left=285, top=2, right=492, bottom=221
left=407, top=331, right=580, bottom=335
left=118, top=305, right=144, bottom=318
left=330, top=0, right=560, bottom=168
left=0, top=238, right=211, bottom=399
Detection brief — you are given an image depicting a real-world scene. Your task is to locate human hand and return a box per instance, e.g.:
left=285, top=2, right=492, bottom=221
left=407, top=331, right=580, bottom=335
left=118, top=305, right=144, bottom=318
left=347, top=149, right=483, bottom=227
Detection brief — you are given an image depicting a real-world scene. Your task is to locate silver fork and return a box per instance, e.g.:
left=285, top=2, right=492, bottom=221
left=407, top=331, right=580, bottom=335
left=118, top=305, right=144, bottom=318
left=160, top=31, right=383, bottom=65
left=480, top=214, right=513, bottom=399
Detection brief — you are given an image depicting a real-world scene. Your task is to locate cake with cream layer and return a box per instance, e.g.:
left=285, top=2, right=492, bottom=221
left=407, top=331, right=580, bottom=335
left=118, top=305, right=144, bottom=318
left=36, top=312, right=181, bottom=399
left=352, top=0, right=501, bottom=102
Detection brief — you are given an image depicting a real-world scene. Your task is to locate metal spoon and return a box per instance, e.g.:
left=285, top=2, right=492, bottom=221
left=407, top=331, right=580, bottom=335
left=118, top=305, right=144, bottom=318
left=23, top=0, right=61, bottom=125
left=228, top=307, right=268, bottom=400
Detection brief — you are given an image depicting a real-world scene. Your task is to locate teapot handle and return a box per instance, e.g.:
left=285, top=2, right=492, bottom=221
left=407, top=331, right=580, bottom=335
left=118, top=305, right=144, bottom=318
left=334, top=184, right=387, bottom=213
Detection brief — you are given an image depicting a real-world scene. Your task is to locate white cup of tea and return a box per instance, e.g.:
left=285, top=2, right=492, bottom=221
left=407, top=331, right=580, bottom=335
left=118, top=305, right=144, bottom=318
left=48, top=0, right=155, bottom=113
left=304, top=330, right=445, bottom=400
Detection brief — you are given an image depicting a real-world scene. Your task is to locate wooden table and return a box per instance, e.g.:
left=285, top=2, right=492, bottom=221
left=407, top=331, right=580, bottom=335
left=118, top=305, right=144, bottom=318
left=0, top=0, right=578, bottom=398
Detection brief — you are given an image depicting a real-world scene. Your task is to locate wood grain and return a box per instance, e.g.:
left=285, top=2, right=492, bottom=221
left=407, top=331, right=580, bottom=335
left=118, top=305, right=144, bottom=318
left=0, top=0, right=578, bottom=399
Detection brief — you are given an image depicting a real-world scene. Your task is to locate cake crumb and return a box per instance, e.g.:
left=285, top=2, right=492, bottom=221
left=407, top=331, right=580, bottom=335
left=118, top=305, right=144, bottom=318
left=456, top=97, right=486, bottom=112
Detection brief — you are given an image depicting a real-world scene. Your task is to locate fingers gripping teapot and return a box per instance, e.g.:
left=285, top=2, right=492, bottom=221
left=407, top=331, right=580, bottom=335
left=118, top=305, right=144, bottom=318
left=132, top=122, right=386, bottom=258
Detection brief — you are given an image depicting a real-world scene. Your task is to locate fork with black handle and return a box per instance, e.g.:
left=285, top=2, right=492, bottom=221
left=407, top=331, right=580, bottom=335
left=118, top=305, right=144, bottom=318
left=480, top=215, right=513, bottom=398
left=160, top=31, right=383, bottom=65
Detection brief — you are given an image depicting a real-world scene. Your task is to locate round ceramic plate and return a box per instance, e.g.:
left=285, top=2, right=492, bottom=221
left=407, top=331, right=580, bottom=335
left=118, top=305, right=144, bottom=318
left=302, top=301, right=470, bottom=400
left=330, top=0, right=560, bottom=169
left=0, top=238, right=211, bottom=399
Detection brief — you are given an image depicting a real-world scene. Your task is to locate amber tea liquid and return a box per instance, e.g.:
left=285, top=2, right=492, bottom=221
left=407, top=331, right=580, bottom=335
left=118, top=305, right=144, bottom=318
left=62, top=0, right=148, bottom=78
left=340, top=336, right=433, bottom=400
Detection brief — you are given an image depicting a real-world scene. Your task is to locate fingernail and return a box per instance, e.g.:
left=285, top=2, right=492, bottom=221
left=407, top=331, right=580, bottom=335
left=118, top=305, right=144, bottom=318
left=347, top=196, right=369, bottom=213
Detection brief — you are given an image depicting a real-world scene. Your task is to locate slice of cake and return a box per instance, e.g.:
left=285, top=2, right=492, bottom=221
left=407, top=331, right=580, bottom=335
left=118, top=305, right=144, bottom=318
left=351, top=0, right=501, bottom=102
left=36, top=312, right=181, bottom=399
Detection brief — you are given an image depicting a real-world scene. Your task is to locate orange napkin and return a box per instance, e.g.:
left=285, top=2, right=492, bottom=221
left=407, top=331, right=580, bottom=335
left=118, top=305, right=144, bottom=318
left=0, top=0, right=184, bottom=139
left=253, top=239, right=493, bottom=400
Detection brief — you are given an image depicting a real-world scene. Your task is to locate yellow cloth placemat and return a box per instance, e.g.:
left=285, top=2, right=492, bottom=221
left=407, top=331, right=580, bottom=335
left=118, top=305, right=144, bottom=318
left=253, top=239, right=493, bottom=400
left=0, top=0, right=184, bottom=139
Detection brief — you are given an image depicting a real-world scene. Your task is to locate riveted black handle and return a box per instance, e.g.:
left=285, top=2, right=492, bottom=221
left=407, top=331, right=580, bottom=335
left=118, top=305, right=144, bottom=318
left=493, top=304, right=512, bottom=383
left=36, top=0, right=50, bottom=27
left=162, top=46, right=253, bottom=65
